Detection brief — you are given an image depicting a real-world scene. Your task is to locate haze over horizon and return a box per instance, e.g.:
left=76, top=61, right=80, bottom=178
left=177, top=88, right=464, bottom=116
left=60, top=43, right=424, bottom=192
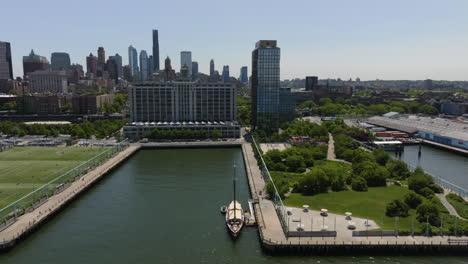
left=2, top=0, right=468, bottom=81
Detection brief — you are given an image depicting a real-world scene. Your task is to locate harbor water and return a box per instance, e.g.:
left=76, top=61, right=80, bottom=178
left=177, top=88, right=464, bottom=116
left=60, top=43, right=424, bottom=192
left=0, top=148, right=467, bottom=263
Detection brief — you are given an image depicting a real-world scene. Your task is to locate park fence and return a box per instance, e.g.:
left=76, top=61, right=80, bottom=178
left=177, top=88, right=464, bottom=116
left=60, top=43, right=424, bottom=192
left=0, top=141, right=129, bottom=231
left=250, top=135, right=290, bottom=236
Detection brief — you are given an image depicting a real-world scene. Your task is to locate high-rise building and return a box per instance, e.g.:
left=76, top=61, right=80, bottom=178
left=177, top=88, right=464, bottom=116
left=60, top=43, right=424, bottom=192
left=86, top=53, right=97, bottom=77
left=240, top=66, right=248, bottom=84
left=251, top=40, right=281, bottom=132
left=128, top=45, right=139, bottom=77
left=222, top=65, right=230, bottom=82
left=123, top=65, right=132, bottom=81
left=210, top=59, right=215, bottom=77
left=180, top=51, right=192, bottom=76
left=139, top=50, right=149, bottom=81
left=29, top=70, right=68, bottom=93
left=97, top=47, right=106, bottom=77
left=68, top=64, right=84, bottom=84
left=23, top=50, right=49, bottom=76
left=148, top=55, right=154, bottom=76
left=153, top=56, right=176, bottom=82
left=0, top=41, right=13, bottom=80
left=106, top=57, right=118, bottom=81
left=124, top=81, right=240, bottom=139
left=192, top=61, right=198, bottom=79
left=51, top=52, right=71, bottom=71
left=152, top=29, right=160, bottom=72
left=305, top=76, right=318, bottom=91
left=114, top=53, right=123, bottom=78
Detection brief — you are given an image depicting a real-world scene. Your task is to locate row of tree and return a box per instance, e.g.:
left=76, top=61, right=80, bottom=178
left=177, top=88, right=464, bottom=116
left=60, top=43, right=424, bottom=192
left=0, top=120, right=126, bottom=139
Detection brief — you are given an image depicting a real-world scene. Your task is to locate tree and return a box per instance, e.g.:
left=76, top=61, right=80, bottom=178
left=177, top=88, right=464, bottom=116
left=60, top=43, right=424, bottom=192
left=299, top=168, right=330, bottom=195
left=211, top=129, right=222, bottom=139
left=404, top=192, right=423, bottom=209
left=386, top=199, right=409, bottom=217
left=351, top=177, right=368, bottom=192
left=416, top=202, right=440, bottom=226
left=408, top=170, right=434, bottom=193
left=285, top=155, right=305, bottom=173
left=418, top=104, right=438, bottom=115
left=386, top=159, right=410, bottom=179
left=372, top=148, right=390, bottom=166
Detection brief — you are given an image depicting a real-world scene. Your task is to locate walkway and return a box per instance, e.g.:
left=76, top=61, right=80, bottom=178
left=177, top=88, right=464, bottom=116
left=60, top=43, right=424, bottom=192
left=327, top=133, right=336, bottom=160
left=436, top=190, right=466, bottom=220
left=0, top=144, right=140, bottom=245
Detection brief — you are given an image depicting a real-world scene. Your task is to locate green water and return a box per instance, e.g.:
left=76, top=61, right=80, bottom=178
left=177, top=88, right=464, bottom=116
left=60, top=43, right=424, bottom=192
left=0, top=148, right=466, bottom=263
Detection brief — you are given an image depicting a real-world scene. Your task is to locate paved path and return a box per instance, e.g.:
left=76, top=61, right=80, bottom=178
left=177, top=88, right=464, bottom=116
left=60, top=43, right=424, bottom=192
left=436, top=191, right=466, bottom=220
left=327, top=133, right=336, bottom=160
left=0, top=145, right=140, bottom=245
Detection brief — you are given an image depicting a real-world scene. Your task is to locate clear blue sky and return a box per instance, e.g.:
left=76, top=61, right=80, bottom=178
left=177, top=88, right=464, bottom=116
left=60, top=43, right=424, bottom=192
left=2, top=0, right=468, bottom=80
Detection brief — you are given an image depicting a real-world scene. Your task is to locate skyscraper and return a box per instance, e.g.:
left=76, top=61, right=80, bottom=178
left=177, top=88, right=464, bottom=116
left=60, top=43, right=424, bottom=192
left=251, top=40, right=281, bottom=132
left=106, top=57, right=118, bottom=81
left=128, top=45, right=139, bottom=77
left=86, top=53, right=97, bottom=77
left=148, top=55, right=154, bottom=76
left=114, top=53, right=123, bottom=78
left=192, top=61, right=198, bottom=79
left=209, top=59, right=215, bottom=77
left=240, top=66, right=248, bottom=84
left=0, top=41, right=13, bottom=80
left=222, top=65, right=230, bottom=82
left=152, top=29, right=160, bottom=72
left=23, top=50, right=49, bottom=76
left=180, top=51, right=192, bottom=76
left=305, top=76, right=318, bottom=91
left=51, top=52, right=71, bottom=71
left=139, top=50, right=149, bottom=81
left=97, top=47, right=106, bottom=77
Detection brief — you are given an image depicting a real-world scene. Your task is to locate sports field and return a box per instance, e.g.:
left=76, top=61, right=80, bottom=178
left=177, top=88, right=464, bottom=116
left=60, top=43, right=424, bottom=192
left=0, top=147, right=109, bottom=210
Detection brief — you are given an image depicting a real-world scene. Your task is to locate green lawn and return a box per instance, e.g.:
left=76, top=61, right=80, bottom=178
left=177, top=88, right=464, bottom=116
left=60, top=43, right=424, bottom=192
left=0, top=147, right=109, bottom=210
left=446, top=193, right=468, bottom=219
left=284, top=185, right=424, bottom=231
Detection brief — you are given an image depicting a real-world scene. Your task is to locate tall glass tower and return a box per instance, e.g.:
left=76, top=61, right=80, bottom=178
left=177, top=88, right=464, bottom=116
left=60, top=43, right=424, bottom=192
left=139, top=50, right=149, bottom=81
left=251, top=40, right=280, bottom=133
left=0, top=41, right=13, bottom=80
left=128, top=45, right=139, bottom=77
left=152, top=29, right=160, bottom=72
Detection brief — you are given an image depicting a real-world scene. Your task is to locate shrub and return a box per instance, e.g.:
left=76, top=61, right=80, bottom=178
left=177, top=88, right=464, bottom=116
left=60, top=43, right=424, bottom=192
left=404, top=192, right=423, bottom=209
left=429, top=184, right=443, bottom=194
left=408, top=170, right=433, bottom=193
left=386, top=159, right=410, bottom=179
left=351, top=177, right=368, bottom=192
left=331, top=175, right=346, bottom=192
left=416, top=202, right=440, bottom=226
left=418, top=187, right=435, bottom=198
left=386, top=199, right=410, bottom=217
left=373, top=148, right=390, bottom=166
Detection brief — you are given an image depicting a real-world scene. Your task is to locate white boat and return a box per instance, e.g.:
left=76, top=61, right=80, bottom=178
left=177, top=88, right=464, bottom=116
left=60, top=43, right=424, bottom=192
left=226, top=165, right=244, bottom=237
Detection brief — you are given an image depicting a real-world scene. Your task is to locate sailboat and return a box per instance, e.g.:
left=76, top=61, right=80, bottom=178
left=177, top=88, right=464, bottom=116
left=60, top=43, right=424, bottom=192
left=226, top=165, right=244, bottom=237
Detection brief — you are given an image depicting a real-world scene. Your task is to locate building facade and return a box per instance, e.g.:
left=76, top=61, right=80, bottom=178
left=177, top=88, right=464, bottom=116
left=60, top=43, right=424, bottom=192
left=251, top=40, right=281, bottom=132
left=210, top=59, right=215, bottom=77
left=180, top=51, right=192, bottom=76
left=97, top=47, right=106, bottom=77
left=222, top=65, right=230, bottom=82
left=305, top=76, right=318, bottom=91
left=0, top=41, right=13, bottom=80
left=114, top=54, right=123, bottom=78
left=128, top=45, right=139, bottom=77
left=29, top=70, right=68, bottom=93
left=51, top=52, right=71, bottom=71
left=23, top=50, right=49, bottom=76
left=192, top=61, right=198, bottom=79
left=71, top=93, right=114, bottom=114
left=124, top=81, right=239, bottom=139
left=86, top=53, right=97, bottom=78
left=152, top=29, right=160, bottom=72
left=139, top=50, right=149, bottom=81
left=240, top=66, right=248, bottom=84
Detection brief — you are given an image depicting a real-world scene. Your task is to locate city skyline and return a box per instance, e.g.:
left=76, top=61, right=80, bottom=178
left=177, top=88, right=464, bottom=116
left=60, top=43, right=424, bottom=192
left=1, top=0, right=468, bottom=81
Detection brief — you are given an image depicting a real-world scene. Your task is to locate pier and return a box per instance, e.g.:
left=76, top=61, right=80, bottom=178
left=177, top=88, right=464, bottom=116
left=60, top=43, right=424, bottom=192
left=241, top=141, right=468, bottom=254
left=0, top=144, right=140, bottom=251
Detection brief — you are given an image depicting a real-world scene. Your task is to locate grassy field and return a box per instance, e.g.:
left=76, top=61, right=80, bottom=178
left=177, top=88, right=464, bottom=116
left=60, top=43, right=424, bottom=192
left=446, top=193, right=468, bottom=219
left=0, top=147, right=109, bottom=210
left=284, top=185, right=424, bottom=231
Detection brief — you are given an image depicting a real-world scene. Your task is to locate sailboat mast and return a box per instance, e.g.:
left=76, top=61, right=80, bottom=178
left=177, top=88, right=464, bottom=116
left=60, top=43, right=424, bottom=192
left=233, top=165, right=236, bottom=218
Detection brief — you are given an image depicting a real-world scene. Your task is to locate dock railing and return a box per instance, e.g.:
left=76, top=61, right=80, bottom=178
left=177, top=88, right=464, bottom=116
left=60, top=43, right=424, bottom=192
left=0, top=141, right=129, bottom=230
left=250, top=135, right=290, bottom=235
